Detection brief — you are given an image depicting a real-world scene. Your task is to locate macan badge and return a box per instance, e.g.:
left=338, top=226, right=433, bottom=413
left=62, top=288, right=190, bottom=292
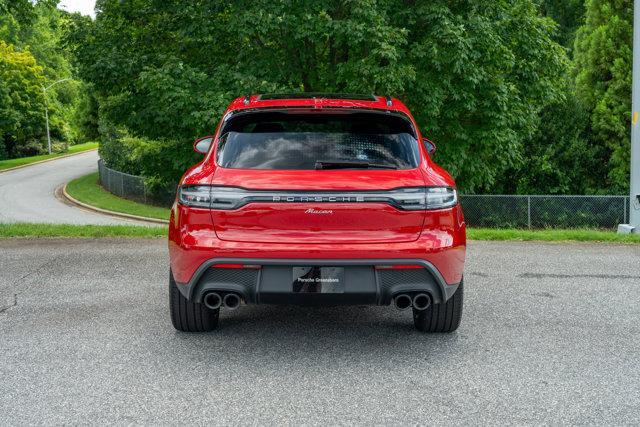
left=304, top=208, right=333, bottom=214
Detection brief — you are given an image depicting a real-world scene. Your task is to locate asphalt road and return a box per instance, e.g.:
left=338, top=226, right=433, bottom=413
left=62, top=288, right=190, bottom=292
left=0, top=151, right=144, bottom=225
left=1, top=239, right=639, bottom=424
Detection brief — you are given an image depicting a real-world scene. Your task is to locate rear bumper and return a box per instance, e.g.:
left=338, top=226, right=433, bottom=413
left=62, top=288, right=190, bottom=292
left=174, top=258, right=460, bottom=306
left=169, top=204, right=466, bottom=305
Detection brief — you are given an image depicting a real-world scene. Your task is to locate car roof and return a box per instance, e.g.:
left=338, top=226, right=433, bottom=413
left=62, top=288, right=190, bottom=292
left=226, top=93, right=412, bottom=115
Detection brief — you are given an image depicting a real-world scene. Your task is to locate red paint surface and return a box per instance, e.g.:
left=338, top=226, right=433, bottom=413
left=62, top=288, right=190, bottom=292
left=169, top=95, right=466, bottom=287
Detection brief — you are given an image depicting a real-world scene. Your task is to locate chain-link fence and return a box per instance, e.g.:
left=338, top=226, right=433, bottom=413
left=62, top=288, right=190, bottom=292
left=98, top=160, right=630, bottom=229
left=461, top=195, right=629, bottom=229
left=98, top=160, right=175, bottom=206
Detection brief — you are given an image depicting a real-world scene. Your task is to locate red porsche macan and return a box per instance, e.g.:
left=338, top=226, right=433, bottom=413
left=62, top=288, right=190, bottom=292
left=168, top=93, right=466, bottom=332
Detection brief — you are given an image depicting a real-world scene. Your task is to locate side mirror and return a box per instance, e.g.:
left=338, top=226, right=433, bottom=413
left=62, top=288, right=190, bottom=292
left=423, top=138, right=437, bottom=156
left=193, top=136, right=214, bottom=154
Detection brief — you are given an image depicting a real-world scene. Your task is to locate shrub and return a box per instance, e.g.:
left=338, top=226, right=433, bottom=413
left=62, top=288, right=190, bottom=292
left=15, top=139, right=45, bottom=157
left=99, top=131, right=200, bottom=202
left=51, top=141, right=68, bottom=153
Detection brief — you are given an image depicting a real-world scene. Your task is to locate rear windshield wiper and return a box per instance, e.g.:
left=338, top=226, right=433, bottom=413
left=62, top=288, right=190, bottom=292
left=315, top=160, right=397, bottom=170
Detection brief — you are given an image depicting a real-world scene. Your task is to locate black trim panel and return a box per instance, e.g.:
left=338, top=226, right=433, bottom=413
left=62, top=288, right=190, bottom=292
left=174, top=258, right=460, bottom=306
left=220, top=108, right=417, bottom=138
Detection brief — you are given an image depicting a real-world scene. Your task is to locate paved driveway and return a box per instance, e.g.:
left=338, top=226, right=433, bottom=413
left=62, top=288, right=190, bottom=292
left=0, top=151, right=144, bottom=225
left=1, top=239, right=638, bottom=424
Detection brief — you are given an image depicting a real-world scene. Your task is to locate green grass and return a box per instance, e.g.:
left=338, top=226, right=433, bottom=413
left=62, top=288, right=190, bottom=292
left=0, top=142, right=99, bottom=171
left=468, top=228, right=640, bottom=243
left=0, top=223, right=167, bottom=238
left=66, top=172, right=171, bottom=221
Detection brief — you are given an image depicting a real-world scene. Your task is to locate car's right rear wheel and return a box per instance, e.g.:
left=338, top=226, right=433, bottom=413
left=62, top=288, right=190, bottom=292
left=413, top=279, right=463, bottom=333
left=169, top=269, right=219, bottom=332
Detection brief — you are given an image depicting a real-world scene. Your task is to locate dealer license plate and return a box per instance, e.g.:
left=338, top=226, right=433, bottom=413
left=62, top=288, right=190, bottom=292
left=292, top=267, right=345, bottom=293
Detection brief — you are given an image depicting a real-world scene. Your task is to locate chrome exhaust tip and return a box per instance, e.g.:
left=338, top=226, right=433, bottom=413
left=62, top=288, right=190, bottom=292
left=223, top=293, right=241, bottom=310
left=394, top=294, right=412, bottom=311
left=203, top=292, right=222, bottom=310
left=412, top=293, right=432, bottom=311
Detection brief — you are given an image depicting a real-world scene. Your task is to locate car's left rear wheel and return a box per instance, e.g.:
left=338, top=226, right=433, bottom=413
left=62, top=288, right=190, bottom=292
left=169, top=270, right=219, bottom=332
left=413, top=279, right=463, bottom=333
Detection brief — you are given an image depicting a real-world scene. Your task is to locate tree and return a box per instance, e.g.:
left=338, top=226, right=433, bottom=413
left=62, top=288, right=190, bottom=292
left=539, top=0, right=586, bottom=50
left=1, top=0, right=89, bottom=157
left=499, top=84, right=603, bottom=194
left=72, top=0, right=568, bottom=192
left=0, top=41, right=46, bottom=159
left=574, top=0, right=633, bottom=192
left=72, top=83, right=100, bottom=142
left=398, top=1, right=567, bottom=192
left=0, top=0, right=36, bottom=45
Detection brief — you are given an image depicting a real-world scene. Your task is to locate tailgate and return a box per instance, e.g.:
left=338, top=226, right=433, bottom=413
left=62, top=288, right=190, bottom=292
left=210, top=169, right=427, bottom=244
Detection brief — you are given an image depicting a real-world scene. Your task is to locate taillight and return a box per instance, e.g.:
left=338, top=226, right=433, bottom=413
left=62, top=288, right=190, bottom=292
left=375, top=265, right=424, bottom=270
left=390, top=187, right=457, bottom=210
left=212, top=264, right=261, bottom=269
left=178, top=185, right=457, bottom=210
left=423, top=187, right=458, bottom=210
left=178, top=185, right=212, bottom=208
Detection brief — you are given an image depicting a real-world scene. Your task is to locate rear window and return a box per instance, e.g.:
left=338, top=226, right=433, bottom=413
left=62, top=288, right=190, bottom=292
left=216, top=111, right=420, bottom=170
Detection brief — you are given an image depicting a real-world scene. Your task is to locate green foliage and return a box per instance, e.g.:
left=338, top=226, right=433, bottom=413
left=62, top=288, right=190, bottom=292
left=26, top=3, right=81, bottom=143
left=71, top=0, right=569, bottom=193
left=574, top=0, right=633, bottom=192
left=497, top=80, right=606, bottom=195
left=539, top=0, right=586, bottom=50
left=67, top=1, right=233, bottom=141
left=0, top=0, right=631, bottom=198
left=402, top=1, right=567, bottom=192
left=72, top=83, right=100, bottom=142
left=0, top=0, right=92, bottom=159
left=0, top=0, right=36, bottom=45
left=99, top=130, right=198, bottom=198
left=0, top=40, right=46, bottom=159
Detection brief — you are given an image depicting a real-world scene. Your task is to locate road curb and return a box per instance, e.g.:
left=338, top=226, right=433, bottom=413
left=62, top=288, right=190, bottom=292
left=62, top=182, right=169, bottom=225
left=0, top=148, right=99, bottom=174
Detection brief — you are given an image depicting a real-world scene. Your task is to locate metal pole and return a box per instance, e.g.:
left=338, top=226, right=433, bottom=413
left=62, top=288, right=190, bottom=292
left=620, top=0, right=640, bottom=233
left=44, top=97, right=51, bottom=155
left=527, top=196, right=532, bottom=229
left=41, top=78, right=72, bottom=156
left=631, top=0, right=640, bottom=230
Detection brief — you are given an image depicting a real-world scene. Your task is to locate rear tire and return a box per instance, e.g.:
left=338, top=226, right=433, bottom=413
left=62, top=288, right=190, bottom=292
left=169, top=270, right=219, bottom=332
left=413, top=279, right=463, bottom=333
